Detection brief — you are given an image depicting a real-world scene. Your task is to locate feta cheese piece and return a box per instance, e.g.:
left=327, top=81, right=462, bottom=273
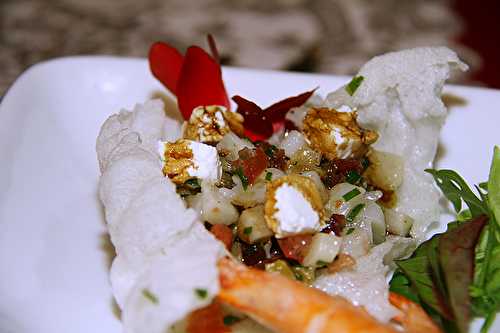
left=303, top=107, right=378, bottom=160
left=158, top=139, right=221, bottom=184
left=264, top=175, right=324, bottom=238
left=183, top=105, right=244, bottom=143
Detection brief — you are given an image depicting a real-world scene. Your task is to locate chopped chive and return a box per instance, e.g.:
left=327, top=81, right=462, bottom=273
left=294, top=272, right=304, bottom=281
left=234, top=167, right=249, bottom=190
left=361, top=157, right=370, bottom=170
left=346, top=227, right=355, bottom=235
left=142, top=288, right=159, bottom=304
left=223, top=315, right=241, bottom=326
left=194, top=288, right=208, bottom=299
left=184, top=178, right=201, bottom=190
left=346, top=76, right=364, bottom=96
left=243, top=226, right=253, bottom=235
left=346, top=203, right=365, bottom=222
left=265, top=145, right=277, bottom=157
left=342, top=188, right=361, bottom=201
left=316, top=260, right=329, bottom=267
left=265, top=171, right=273, bottom=181
left=345, top=170, right=361, bottom=184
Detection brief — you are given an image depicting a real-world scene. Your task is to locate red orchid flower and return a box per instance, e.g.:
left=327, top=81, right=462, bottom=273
left=233, top=88, right=316, bottom=141
left=149, top=36, right=230, bottom=120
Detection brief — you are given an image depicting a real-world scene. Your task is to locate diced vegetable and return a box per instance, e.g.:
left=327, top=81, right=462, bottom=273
left=217, top=132, right=255, bottom=161
left=264, top=259, right=295, bottom=280
left=279, top=130, right=307, bottom=158
left=384, top=208, right=413, bottom=236
left=364, top=149, right=404, bottom=191
left=277, top=234, right=312, bottom=262
left=210, top=224, right=233, bottom=250
left=187, top=187, right=239, bottom=225
left=325, top=183, right=366, bottom=216
left=238, top=205, right=273, bottom=244
left=302, top=233, right=342, bottom=267
left=292, top=265, right=315, bottom=284
left=287, top=145, right=321, bottom=174
left=339, top=228, right=370, bottom=258
left=363, top=202, right=386, bottom=244
left=231, top=176, right=267, bottom=208
left=301, top=170, right=329, bottom=203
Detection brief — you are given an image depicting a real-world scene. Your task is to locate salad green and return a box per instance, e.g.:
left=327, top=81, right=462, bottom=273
left=390, top=146, right=500, bottom=333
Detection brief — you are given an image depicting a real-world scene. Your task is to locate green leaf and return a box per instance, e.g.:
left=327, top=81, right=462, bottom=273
left=439, top=215, right=488, bottom=333
left=243, top=227, right=252, bottom=235
left=389, top=270, right=420, bottom=303
left=488, top=146, right=500, bottom=228
left=345, top=76, right=364, bottom=96
left=425, top=169, right=488, bottom=217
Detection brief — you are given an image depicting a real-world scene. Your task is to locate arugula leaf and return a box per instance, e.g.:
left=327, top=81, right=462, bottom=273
left=470, top=147, right=500, bottom=330
left=425, top=169, right=489, bottom=217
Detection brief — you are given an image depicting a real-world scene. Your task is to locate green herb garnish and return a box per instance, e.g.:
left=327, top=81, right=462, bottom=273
left=346, top=170, right=361, bottom=184
left=142, top=288, right=159, bottom=304
left=346, top=76, right=364, bottom=96
left=265, top=171, right=273, bottom=181
left=343, top=188, right=361, bottom=201
left=194, top=288, right=208, bottom=299
left=346, top=204, right=365, bottom=222
left=223, top=315, right=241, bottom=326
left=234, top=167, right=249, bottom=190
left=265, top=145, right=277, bottom=157
left=346, top=227, right=355, bottom=235
left=389, top=146, right=500, bottom=333
left=316, top=260, right=329, bottom=267
left=184, top=178, right=201, bottom=190
left=243, top=226, right=253, bottom=235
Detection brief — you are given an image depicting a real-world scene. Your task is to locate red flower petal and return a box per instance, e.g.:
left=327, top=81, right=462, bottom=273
left=148, top=42, right=184, bottom=95
left=232, top=95, right=273, bottom=140
left=265, top=88, right=317, bottom=122
left=177, top=46, right=230, bottom=120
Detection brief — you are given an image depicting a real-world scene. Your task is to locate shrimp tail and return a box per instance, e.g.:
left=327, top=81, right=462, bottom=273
left=217, top=257, right=397, bottom=333
left=389, top=292, right=442, bottom=333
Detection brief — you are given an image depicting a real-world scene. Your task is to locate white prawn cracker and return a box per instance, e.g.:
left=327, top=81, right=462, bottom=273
left=326, top=47, right=467, bottom=239
left=97, top=100, right=225, bottom=333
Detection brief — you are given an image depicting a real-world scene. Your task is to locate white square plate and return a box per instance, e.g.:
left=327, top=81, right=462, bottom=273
left=0, top=57, right=499, bottom=333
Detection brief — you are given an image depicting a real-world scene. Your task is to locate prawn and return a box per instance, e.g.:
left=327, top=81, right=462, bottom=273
left=217, top=258, right=442, bottom=333
left=389, top=292, right=441, bottom=333
left=217, top=257, right=397, bottom=333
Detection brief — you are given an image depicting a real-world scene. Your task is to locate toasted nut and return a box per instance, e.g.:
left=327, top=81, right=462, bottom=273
left=183, top=105, right=244, bottom=143
left=303, top=107, right=378, bottom=160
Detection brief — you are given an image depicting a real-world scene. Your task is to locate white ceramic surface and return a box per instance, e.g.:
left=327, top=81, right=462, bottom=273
left=0, top=57, right=499, bottom=333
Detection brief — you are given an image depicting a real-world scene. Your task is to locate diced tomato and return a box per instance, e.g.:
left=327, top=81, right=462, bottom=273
left=277, top=234, right=313, bottom=263
left=233, top=147, right=269, bottom=185
left=187, top=301, right=230, bottom=333
left=321, top=214, right=346, bottom=236
left=210, top=224, right=233, bottom=250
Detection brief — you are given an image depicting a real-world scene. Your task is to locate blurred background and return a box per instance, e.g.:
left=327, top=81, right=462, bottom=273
left=1, top=0, right=500, bottom=95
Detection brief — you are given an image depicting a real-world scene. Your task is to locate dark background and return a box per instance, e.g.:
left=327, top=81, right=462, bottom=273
left=1, top=0, right=499, bottom=95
